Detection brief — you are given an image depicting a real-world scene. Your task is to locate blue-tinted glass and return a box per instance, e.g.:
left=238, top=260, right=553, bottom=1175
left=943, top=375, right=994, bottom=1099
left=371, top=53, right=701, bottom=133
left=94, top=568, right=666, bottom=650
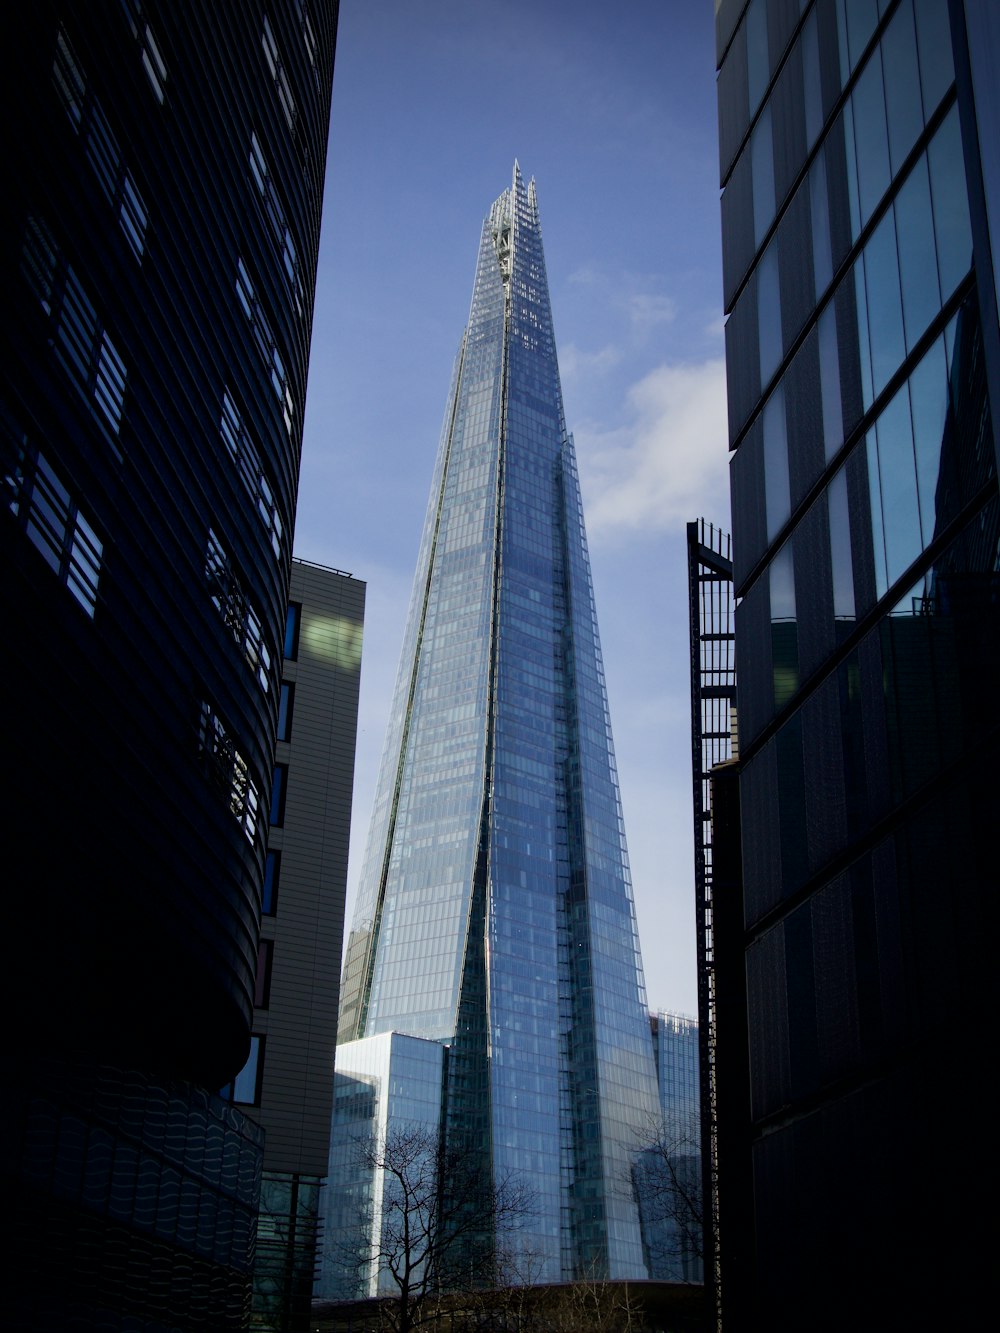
left=895, top=157, right=940, bottom=351
left=883, top=0, right=923, bottom=172
left=802, top=9, right=823, bottom=150
left=262, top=849, right=279, bottom=914
left=758, top=243, right=782, bottom=386
left=851, top=50, right=890, bottom=227
left=908, top=336, right=949, bottom=544
left=233, top=1036, right=261, bottom=1104
left=875, top=384, right=922, bottom=588
left=770, top=544, right=798, bottom=707
left=764, top=386, right=790, bottom=541
left=828, top=468, right=856, bottom=619
left=927, top=106, right=973, bottom=300
left=283, top=601, right=300, bottom=658
left=747, top=0, right=769, bottom=114
left=752, top=105, right=775, bottom=248
left=818, top=303, right=844, bottom=462
left=863, top=210, right=905, bottom=398
left=277, top=681, right=293, bottom=740
left=811, top=150, right=833, bottom=300
left=865, top=429, right=889, bottom=598
left=269, top=764, right=286, bottom=825
left=334, top=167, right=659, bottom=1284
left=845, top=0, right=880, bottom=69
left=913, top=0, right=954, bottom=121
left=854, top=261, right=875, bottom=412
left=842, top=101, right=863, bottom=241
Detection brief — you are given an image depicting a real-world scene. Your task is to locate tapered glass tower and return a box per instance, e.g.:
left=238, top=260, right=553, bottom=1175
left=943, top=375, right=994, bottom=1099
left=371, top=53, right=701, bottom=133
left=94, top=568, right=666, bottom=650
left=332, top=165, right=659, bottom=1286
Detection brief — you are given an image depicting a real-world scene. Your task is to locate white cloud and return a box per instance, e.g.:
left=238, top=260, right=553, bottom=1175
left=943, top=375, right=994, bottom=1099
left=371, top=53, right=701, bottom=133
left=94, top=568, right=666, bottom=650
left=624, top=291, right=677, bottom=334
left=558, top=341, right=623, bottom=381
left=575, top=358, right=730, bottom=537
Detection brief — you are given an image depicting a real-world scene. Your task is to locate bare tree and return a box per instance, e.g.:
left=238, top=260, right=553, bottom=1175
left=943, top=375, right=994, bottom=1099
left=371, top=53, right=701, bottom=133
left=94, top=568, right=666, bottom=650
left=346, top=1124, right=533, bottom=1333
left=630, top=1114, right=704, bottom=1283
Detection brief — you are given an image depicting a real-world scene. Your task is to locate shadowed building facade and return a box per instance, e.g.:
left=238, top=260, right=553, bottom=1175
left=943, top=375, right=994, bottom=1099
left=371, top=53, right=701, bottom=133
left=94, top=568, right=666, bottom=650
left=714, top=0, right=999, bottom=1326
left=0, top=3, right=338, bottom=1327
left=324, top=165, right=660, bottom=1296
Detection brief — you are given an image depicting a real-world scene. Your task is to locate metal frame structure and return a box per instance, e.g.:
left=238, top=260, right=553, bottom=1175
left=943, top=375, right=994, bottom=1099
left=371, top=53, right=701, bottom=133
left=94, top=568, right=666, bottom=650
left=686, top=519, right=736, bottom=1332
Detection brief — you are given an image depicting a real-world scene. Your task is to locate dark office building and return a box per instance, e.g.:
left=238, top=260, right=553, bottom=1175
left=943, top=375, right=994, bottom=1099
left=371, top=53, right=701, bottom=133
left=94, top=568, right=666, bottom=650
left=714, top=0, right=998, bottom=1327
left=0, top=3, right=337, bottom=1328
left=243, top=560, right=364, bottom=1331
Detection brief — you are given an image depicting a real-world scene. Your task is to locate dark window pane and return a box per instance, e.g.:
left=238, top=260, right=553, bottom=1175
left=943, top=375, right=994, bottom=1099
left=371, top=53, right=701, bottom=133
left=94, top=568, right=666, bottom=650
left=763, top=386, right=790, bottom=541
left=758, top=243, right=782, bottom=386
left=828, top=468, right=856, bottom=620
left=752, top=105, right=775, bottom=248
left=269, top=764, right=287, bottom=826
left=284, top=601, right=300, bottom=658
left=262, top=849, right=280, bottom=915
left=747, top=0, right=769, bottom=114
left=277, top=681, right=294, bottom=741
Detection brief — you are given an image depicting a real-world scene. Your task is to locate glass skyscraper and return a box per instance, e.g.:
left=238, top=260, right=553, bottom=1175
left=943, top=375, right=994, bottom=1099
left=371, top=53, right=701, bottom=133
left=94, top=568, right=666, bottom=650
left=329, top=164, right=660, bottom=1290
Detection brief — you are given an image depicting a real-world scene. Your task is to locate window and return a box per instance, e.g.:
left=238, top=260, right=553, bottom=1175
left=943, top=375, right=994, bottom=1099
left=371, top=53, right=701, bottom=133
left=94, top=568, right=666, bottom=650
left=262, top=16, right=296, bottom=131
left=277, top=681, right=294, bottom=741
left=221, top=1035, right=264, bottom=1105
left=269, top=763, right=288, bottom=826
left=254, top=938, right=274, bottom=1009
left=236, top=257, right=295, bottom=435
left=21, top=217, right=127, bottom=444
left=296, top=0, right=318, bottom=64
left=7, top=439, right=102, bottom=618
left=205, top=528, right=272, bottom=692
left=249, top=132, right=303, bottom=314
left=199, top=700, right=260, bottom=843
left=284, top=602, right=301, bottom=659
left=53, top=28, right=148, bottom=259
left=120, top=0, right=167, bottom=103
left=220, top=389, right=285, bottom=557
left=262, top=849, right=280, bottom=915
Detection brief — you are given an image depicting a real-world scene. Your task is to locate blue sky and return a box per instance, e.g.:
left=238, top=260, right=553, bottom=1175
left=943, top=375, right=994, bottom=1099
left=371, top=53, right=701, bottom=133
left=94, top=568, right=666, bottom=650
left=294, top=0, right=729, bottom=1017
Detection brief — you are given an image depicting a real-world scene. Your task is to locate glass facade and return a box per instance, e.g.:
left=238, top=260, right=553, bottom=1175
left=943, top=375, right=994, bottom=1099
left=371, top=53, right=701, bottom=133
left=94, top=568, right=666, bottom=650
left=716, top=0, right=999, bottom=1326
left=334, top=165, right=659, bottom=1286
left=636, top=1014, right=703, bottom=1283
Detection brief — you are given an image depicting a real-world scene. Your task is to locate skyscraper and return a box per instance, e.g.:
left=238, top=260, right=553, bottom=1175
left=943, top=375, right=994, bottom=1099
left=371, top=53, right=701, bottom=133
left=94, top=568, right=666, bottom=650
left=714, top=0, right=998, bottom=1326
left=328, top=165, right=660, bottom=1293
left=0, top=3, right=337, bottom=1327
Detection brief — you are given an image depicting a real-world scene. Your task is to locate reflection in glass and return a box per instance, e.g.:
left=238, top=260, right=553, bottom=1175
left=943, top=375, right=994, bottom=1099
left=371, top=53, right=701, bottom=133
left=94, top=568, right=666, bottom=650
left=764, top=386, right=790, bottom=541
left=927, top=106, right=973, bottom=301
left=758, top=243, right=782, bottom=387
left=770, top=544, right=798, bottom=707
left=874, top=384, right=922, bottom=589
left=894, top=158, right=940, bottom=352
left=852, top=49, right=890, bottom=227
left=882, top=0, right=922, bottom=173
left=828, top=469, right=856, bottom=620
left=863, top=210, right=905, bottom=399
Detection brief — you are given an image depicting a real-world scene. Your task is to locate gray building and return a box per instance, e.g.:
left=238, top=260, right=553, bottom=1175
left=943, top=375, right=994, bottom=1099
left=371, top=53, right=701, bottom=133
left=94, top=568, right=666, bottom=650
left=714, top=0, right=999, bottom=1327
left=236, top=559, right=365, bottom=1330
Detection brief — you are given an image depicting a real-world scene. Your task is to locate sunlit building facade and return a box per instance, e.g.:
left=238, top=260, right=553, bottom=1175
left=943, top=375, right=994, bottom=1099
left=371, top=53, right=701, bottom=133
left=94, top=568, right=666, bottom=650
left=715, top=0, right=999, bottom=1326
left=330, top=165, right=660, bottom=1290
